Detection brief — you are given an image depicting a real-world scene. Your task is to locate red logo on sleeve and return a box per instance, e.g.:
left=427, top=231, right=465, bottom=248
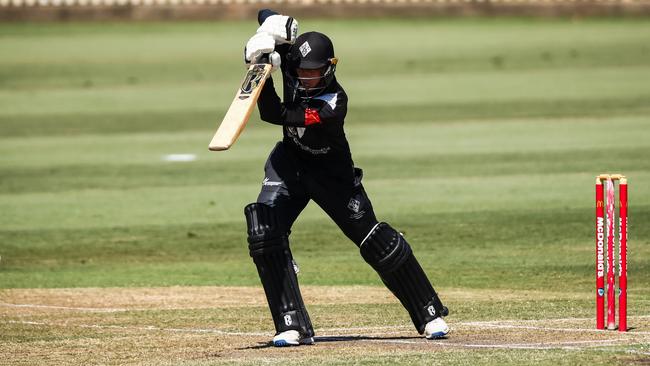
left=304, top=108, right=321, bottom=126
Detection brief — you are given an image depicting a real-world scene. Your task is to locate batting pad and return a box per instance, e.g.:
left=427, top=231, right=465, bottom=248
left=360, top=222, right=448, bottom=334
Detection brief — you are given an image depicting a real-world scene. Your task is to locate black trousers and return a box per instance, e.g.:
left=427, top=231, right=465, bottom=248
left=257, top=142, right=378, bottom=246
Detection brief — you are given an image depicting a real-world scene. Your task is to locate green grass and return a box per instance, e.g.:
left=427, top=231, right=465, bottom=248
left=1, top=18, right=649, bottom=365
left=1, top=16, right=649, bottom=292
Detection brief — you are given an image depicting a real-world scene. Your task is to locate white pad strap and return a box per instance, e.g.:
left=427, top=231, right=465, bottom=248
left=359, top=222, right=381, bottom=248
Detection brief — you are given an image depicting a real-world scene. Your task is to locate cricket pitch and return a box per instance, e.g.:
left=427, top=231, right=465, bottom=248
left=2, top=286, right=649, bottom=365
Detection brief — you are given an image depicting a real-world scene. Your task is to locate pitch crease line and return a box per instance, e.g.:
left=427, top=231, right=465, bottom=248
left=367, top=338, right=633, bottom=350
left=458, top=322, right=650, bottom=335
left=4, top=298, right=650, bottom=336
left=7, top=320, right=640, bottom=351
left=0, top=302, right=131, bottom=312
left=6, top=320, right=411, bottom=337
left=4, top=320, right=269, bottom=337
left=4, top=301, right=649, bottom=325
left=6, top=320, right=650, bottom=341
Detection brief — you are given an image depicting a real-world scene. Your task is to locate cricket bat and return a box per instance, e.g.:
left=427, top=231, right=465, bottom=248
left=209, top=62, right=273, bottom=151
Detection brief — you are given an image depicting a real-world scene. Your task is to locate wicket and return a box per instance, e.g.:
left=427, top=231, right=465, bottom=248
left=595, top=174, right=627, bottom=332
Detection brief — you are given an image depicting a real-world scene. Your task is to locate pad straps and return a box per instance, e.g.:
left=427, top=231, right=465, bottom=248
left=361, top=222, right=448, bottom=333
left=245, top=203, right=314, bottom=337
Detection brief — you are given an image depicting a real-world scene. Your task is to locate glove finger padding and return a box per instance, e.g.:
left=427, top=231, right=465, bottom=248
left=257, top=14, right=298, bottom=45
left=245, top=32, right=275, bottom=64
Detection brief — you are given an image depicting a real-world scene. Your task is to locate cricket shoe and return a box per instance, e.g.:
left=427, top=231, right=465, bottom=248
left=272, top=330, right=315, bottom=347
left=424, top=317, right=450, bottom=339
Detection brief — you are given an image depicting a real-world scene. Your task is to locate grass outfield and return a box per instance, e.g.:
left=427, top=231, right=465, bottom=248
left=1, top=18, right=650, bottom=365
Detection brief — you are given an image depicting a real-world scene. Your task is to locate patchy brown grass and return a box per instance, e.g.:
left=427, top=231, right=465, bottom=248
left=1, top=286, right=648, bottom=365
left=0, top=286, right=595, bottom=311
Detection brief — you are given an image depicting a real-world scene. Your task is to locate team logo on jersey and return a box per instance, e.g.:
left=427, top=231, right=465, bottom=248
left=287, top=127, right=306, bottom=139
left=348, top=198, right=361, bottom=213
left=348, top=197, right=366, bottom=220
left=262, top=177, right=282, bottom=186
left=299, top=41, right=312, bottom=57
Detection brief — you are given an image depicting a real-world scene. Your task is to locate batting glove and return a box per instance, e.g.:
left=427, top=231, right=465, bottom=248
left=257, top=14, right=298, bottom=45
left=244, top=32, right=275, bottom=65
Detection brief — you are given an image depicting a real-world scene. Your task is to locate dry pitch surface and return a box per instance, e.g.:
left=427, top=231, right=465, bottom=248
left=2, top=286, right=649, bottom=365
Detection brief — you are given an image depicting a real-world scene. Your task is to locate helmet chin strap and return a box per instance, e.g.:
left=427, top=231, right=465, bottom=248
left=292, top=60, right=337, bottom=100
left=297, top=83, right=327, bottom=100
left=297, top=75, right=327, bottom=93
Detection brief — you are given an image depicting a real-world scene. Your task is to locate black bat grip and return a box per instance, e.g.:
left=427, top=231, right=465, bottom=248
left=258, top=53, right=270, bottom=64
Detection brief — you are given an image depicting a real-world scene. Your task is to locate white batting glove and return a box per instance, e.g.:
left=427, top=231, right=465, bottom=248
left=257, top=15, right=298, bottom=45
left=244, top=32, right=275, bottom=64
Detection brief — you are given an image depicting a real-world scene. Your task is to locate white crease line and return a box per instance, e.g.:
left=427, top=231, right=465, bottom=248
left=0, top=302, right=258, bottom=312
left=7, top=320, right=641, bottom=351
left=6, top=320, right=649, bottom=347
left=4, top=314, right=650, bottom=337
left=459, top=322, right=650, bottom=335
left=4, top=303, right=650, bottom=338
left=0, top=303, right=131, bottom=313
left=366, top=338, right=633, bottom=350
left=475, top=339, right=628, bottom=347
left=3, top=302, right=649, bottom=325
left=223, top=317, right=648, bottom=336
left=5, top=320, right=269, bottom=337
left=6, top=320, right=650, bottom=352
left=466, top=315, right=650, bottom=324
left=6, top=320, right=406, bottom=338
left=627, top=350, right=650, bottom=356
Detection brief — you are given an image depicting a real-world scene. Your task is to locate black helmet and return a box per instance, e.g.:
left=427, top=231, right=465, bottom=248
left=286, top=32, right=338, bottom=97
left=290, top=32, right=335, bottom=69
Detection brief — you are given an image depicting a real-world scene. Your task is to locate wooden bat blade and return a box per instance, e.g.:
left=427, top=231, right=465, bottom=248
left=209, top=63, right=272, bottom=151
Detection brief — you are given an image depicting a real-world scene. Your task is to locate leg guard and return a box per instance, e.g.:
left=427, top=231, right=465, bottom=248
left=244, top=203, right=314, bottom=338
left=360, top=222, right=448, bottom=334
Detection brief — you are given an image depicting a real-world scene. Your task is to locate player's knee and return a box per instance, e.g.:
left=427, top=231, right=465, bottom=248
left=244, top=202, right=287, bottom=257
left=359, top=222, right=412, bottom=272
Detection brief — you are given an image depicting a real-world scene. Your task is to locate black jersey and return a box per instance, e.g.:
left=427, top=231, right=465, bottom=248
left=256, top=47, right=353, bottom=176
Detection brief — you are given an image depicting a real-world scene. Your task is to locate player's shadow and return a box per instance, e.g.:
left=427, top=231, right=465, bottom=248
left=238, top=335, right=427, bottom=350
left=316, top=335, right=424, bottom=343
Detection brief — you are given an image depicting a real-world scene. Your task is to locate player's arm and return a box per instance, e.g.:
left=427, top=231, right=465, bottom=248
left=257, top=80, right=347, bottom=127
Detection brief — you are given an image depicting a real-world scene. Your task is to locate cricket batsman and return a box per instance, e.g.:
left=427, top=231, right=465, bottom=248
left=243, top=9, right=450, bottom=346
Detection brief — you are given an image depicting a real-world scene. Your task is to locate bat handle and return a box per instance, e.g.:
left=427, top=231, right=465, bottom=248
left=258, top=53, right=270, bottom=64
